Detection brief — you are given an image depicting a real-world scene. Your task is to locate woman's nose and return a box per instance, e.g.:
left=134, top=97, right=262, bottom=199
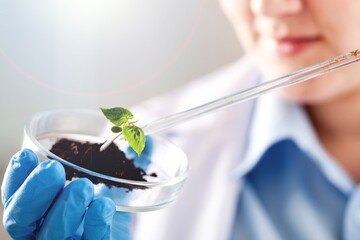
left=250, top=0, right=304, bottom=17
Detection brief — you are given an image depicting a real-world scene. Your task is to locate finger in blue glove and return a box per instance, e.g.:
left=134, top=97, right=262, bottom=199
left=3, top=157, right=65, bottom=239
left=82, top=197, right=116, bottom=240
left=1, top=148, right=38, bottom=205
left=36, top=178, right=94, bottom=240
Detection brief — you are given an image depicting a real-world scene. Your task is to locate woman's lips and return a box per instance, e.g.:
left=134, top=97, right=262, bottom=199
left=274, top=37, right=320, bottom=56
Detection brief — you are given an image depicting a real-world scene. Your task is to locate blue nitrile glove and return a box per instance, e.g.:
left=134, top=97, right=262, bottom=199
left=1, top=149, right=131, bottom=240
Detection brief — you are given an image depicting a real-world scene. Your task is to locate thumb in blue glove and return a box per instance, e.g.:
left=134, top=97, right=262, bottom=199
left=2, top=149, right=64, bottom=239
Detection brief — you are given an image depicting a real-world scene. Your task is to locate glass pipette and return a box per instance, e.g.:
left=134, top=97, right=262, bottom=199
left=141, top=49, right=360, bottom=135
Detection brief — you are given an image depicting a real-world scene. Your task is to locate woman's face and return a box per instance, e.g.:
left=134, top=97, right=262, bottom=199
left=219, top=0, right=360, bottom=103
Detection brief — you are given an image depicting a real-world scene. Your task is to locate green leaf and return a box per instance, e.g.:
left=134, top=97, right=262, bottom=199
left=99, top=106, right=146, bottom=155
left=111, top=126, right=122, bottom=133
left=100, top=107, right=134, bottom=126
left=122, top=124, right=146, bottom=156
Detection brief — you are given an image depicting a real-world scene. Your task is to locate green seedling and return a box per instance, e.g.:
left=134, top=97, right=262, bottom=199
left=100, top=107, right=146, bottom=156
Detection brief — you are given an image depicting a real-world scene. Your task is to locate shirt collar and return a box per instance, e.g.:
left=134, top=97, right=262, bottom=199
left=234, top=92, right=355, bottom=194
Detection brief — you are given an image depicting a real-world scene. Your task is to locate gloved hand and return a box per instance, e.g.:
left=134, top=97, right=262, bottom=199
left=1, top=148, right=132, bottom=240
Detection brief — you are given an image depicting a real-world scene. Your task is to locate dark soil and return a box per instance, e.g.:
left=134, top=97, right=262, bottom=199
left=49, top=138, right=154, bottom=190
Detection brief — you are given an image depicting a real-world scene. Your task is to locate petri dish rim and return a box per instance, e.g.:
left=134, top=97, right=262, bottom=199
left=24, top=109, right=189, bottom=188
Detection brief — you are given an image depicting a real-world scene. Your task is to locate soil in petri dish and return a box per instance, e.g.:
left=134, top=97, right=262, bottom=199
left=49, top=138, right=155, bottom=190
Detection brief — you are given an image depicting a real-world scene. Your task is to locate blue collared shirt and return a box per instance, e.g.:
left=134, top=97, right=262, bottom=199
left=231, top=92, right=360, bottom=240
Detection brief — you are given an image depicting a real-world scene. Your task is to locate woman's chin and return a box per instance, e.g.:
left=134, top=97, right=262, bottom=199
left=277, top=81, right=331, bottom=104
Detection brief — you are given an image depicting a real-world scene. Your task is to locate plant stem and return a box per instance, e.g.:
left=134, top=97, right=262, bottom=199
left=100, top=132, right=122, bottom=152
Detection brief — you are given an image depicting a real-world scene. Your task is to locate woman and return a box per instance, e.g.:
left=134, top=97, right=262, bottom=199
left=3, top=0, right=360, bottom=239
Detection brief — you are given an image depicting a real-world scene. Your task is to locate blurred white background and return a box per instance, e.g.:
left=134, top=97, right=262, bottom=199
left=0, top=0, right=242, bottom=238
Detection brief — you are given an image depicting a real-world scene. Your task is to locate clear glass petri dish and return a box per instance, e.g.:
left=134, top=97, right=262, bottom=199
left=23, top=109, right=189, bottom=212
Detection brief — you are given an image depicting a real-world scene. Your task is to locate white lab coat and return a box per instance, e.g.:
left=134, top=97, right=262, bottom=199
left=131, top=57, right=260, bottom=240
